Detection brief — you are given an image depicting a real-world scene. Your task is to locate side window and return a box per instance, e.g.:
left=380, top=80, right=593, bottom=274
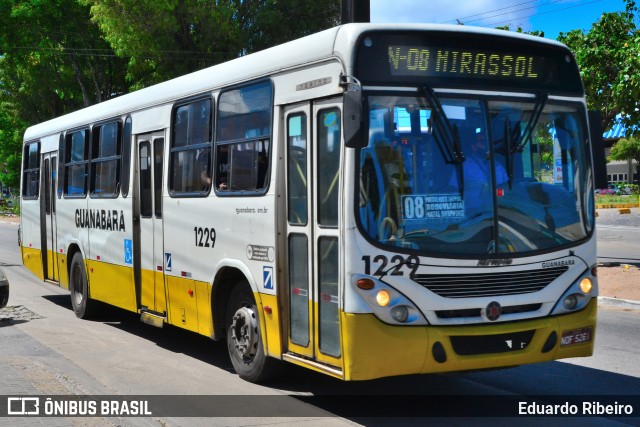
left=90, top=121, right=121, bottom=197
left=317, top=108, right=341, bottom=226
left=287, top=113, right=308, bottom=225
left=170, top=98, right=212, bottom=195
left=121, top=116, right=133, bottom=197
left=22, top=141, right=40, bottom=199
left=64, top=129, right=89, bottom=197
left=216, top=81, right=272, bottom=193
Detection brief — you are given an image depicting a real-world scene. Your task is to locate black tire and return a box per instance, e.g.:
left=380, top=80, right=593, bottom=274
left=69, top=253, right=96, bottom=319
left=226, top=281, right=277, bottom=382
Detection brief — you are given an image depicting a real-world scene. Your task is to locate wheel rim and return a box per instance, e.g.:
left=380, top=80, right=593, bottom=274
left=230, top=305, right=259, bottom=360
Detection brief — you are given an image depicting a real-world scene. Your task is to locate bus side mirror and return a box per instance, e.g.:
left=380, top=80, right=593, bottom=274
left=344, top=90, right=365, bottom=148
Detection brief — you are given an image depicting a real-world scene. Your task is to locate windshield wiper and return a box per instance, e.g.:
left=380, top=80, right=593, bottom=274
left=421, top=85, right=464, bottom=163
left=514, top=92, right=548, bottom=152
left=420, top=85, right=465, bottom=196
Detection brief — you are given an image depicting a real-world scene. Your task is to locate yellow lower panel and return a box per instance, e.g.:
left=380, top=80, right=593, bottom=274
left=45, top=249, right=59, bottom=282
left=22, top=247, right=44, bottom=281
left=257, top=293, right=282, bottom=359
left=342, top=299, right=597, bottom=381
left=196, top=280, right=212, bottom=337
left=154, top=270, right=167, bottom=314
left=59, top=254, right=69, bottom=289
left=86, top=260, right=137, bottom=312
left=166, top=276, right=199, bottom=333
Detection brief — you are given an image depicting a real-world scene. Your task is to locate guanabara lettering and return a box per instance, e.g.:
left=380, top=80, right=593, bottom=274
left=75, top=209, right=126, bottom=232
left=542, top=260, right=575, bottom=269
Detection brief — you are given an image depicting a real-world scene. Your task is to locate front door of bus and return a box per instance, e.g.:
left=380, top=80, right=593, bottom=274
left=41, top=152, right=59, bottom=282
left=284, top=99, right=342, bottom=369
left=134, top=132, right=166, bottom=315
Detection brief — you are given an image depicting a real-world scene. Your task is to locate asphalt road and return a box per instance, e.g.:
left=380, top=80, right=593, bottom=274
left=596, top=208, right=640, bottom=265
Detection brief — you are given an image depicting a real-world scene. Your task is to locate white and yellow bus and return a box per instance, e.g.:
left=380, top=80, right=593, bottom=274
left=20, top=23, right=598, bottom=382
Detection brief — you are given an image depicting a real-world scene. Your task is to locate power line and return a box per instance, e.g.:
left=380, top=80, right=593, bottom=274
left=479, top=0, right=604, bottom=29
left=463, top=0, right=567, bottom=25
left=440, top=0, right=541, bottom=24
left=441, top=0, right=603, bottom=30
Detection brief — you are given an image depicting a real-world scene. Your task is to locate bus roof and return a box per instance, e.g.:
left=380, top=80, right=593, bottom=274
left=23, top=23, right=567, bottom=142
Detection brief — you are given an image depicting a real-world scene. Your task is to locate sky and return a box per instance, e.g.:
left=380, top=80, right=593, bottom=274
left=370, top=0, right=630, bottom=40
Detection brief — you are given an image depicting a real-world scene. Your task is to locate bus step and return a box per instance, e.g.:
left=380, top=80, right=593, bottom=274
left=282, top=353, right=343, bottom=379
left=140, top=311, right=165, bottom=328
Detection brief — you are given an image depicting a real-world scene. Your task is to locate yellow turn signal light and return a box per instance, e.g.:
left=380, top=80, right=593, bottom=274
left=579, top=277, right=593, bottom=294
left=376, top=290, right=391, bottom=307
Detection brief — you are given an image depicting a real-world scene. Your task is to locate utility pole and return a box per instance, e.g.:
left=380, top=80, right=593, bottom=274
left=341, top=0, right=370, bottom=24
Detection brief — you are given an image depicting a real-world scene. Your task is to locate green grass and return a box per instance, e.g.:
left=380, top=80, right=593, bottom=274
left=595, top=194, right=639, bottom=205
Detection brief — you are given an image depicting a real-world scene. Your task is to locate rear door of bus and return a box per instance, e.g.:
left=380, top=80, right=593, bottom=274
left=133, top=131, right=167, bottom=315
left=40, top=151, right=59, bottom=282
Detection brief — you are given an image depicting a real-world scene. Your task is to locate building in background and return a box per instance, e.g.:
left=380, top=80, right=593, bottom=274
left=603, top=119, right=637, bottom=185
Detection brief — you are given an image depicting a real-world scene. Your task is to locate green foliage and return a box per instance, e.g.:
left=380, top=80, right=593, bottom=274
left=84, top=0, right=340, bottom=88
left=623, top=183, right=640, bottom=195
left=0, top=100, right=25, bottom=190
left=558, top=0, right=640, bottom=132
left=495, top=24, right=544, bottom=38
left=0, top=0, right=340, bottom=190
left=595, top=194, right=638, bottom=204
left=0, top=0, right=129, bottom=120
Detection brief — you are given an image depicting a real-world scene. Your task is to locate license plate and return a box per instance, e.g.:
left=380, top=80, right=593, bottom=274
left=561, top=327, right=593, bottom=346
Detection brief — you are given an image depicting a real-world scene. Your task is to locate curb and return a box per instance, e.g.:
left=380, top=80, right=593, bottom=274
left=598, top=296, right=640, bottom=311
left=595, top=204, right=639, bottom=209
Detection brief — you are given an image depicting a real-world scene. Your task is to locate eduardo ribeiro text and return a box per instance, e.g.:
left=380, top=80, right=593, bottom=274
left=519, top=401, right=634, bottom=416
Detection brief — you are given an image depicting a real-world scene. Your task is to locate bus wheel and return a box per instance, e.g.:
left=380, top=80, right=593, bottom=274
left=69, top=253, right=95, bottom=319
left=226, top=282, right=275, bottom=382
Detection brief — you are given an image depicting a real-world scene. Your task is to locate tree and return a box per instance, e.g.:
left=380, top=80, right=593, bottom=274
left=240, top=0, right=341, bottom=53
left=0, top=0, right=129, bottom=121
left=0, top=0, right=129, bottom=190
left=609, top=136, right=640, bottom=179
left=84, top=0, right=340, bottom=88
left=495, top=24, right=544, bottom=38
left=0, top=0, right=340, bottom=188
left=0, top=100, right=25, bottom=190
left=558, top=0, right=640, bottom=132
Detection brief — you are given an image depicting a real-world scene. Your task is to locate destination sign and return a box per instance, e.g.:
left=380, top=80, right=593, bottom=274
left=388, top=46, right=542, bottom=81
left=355, top=31, right=584, bottom=95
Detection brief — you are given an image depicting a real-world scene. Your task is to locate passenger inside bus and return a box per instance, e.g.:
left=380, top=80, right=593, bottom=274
left=196, top=149, right=212, bottom=191
left=449, top=128, right=508, bottom=213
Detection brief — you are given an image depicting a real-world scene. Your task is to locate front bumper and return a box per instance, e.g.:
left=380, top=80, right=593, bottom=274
left=341, top=298, right=597, bottom=381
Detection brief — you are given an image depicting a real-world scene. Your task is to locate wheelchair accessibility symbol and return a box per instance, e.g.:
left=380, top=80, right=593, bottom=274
left=124, top=239, right=133, bottom=265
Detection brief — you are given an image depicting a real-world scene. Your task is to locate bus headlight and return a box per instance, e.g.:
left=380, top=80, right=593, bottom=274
left=551, top=268, right=598, bottom=316
left=579, top=277, right=593, bottom=294
left=351, top=274, right=428, bottom=325
left=562, top=294, right=578, bottom=310
left=390, top=305, right=410, bottom=322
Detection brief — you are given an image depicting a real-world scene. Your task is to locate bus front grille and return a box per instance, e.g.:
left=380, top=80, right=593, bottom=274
left=412, top=266, right=568, bottom=298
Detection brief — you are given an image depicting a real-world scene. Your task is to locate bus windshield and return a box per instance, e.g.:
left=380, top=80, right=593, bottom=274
left=358, top=93, right=594, bottom=256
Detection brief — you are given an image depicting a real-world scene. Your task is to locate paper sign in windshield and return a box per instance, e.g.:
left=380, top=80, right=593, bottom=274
left=402, top=194, right=465, bottom=220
